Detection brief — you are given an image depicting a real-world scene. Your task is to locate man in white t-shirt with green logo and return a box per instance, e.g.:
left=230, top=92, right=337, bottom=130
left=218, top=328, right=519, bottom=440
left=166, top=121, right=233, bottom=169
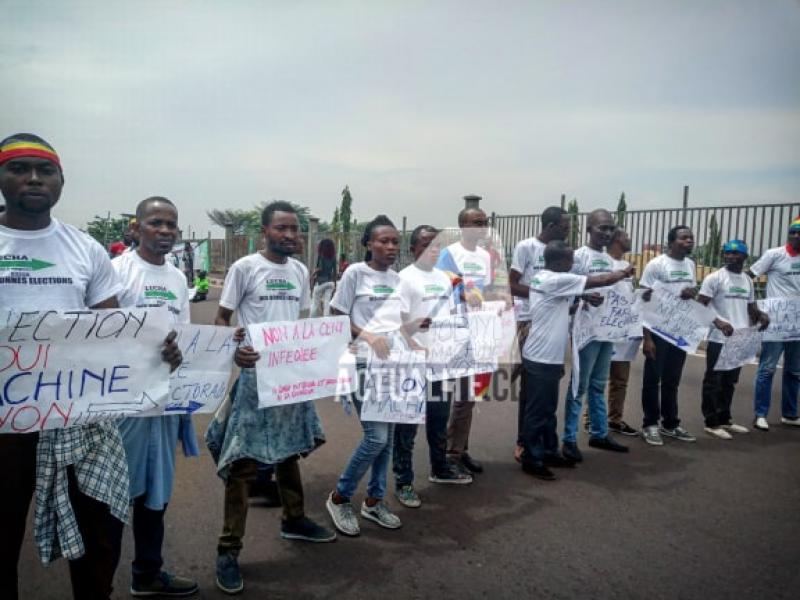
left=749, top=217, right=800, bottom=430
left=698, top=239, right=769, bottom=439
left=207, top=201, right=334, bottom=595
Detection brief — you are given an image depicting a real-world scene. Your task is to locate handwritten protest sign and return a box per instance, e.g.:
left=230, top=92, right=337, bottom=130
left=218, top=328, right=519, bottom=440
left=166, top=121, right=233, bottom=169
left=590, top=285, right=642, bottom=343
left=639, top=287, right=715, bottom=353
left=612, top=338, right=642, bottom=362
left=426, top=314, right=474, bottom=381
left=482, top=301, right=518, bottom=358
left=248, top=315, right=354, bottom=407
left=0, top=307, right=170, bottom=433
left=758, top=297, right=800, bottom=342
left=467, top=310, right=503, bottom=370
left=165, top=324, right=237, bottom=414
left=361, top=346, right=427, bottom=424
left=570, top=303, right=596, bottom=396
left=714, top=327, right=761, bottom=371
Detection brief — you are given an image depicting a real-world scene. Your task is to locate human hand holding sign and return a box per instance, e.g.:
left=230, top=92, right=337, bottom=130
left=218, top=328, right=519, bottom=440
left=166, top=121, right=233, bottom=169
left=162, top=330, right=183, bottom=372
left=232, top=326, right=260, bottom=368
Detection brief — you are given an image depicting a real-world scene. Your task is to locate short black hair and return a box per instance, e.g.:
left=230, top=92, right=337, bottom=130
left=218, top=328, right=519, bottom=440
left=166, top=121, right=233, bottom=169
left=136, top=196, right=176, bottom=221
left=543, top=239, right=573, bottom=265
left=361, top=214, right=396, bottom=247
left=457, top=207, right=486, bottom=227
left=261, top=200, right=296, bottom=226
left=0, top=132, right=56, bottom=150
left=409, top=224, right=439, bottom=248
left=587, top=208, right=612, bottom=228
left=667, top=225, right=691, bottom=244
left=541, top=206, right=567, bottom=229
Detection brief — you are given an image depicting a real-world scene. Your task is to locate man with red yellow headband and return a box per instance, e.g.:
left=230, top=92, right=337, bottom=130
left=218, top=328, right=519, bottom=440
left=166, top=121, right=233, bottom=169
left=0, top=133, right=182, bottom=600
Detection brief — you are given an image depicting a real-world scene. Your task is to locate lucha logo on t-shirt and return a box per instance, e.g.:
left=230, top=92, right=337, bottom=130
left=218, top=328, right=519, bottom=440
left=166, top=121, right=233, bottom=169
left=265, top=279, right=297, bottom=291
left=591, top=259, right=610, bottom=268
left=0, top=255, right=55, bottom=271
left=144, top=285, right=178, bottom=301
left=372, top=284, right=394, bottom=295
left=462, top=261, right=483, bottom=274
left=424, top=283, right=445, bottom=294
left=669, top=270, right=691, bottom=280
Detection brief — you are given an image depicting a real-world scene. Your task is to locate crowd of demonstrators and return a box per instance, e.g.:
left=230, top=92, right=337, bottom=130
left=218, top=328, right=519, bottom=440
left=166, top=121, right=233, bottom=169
left=2, top=131, right=799, bottom=599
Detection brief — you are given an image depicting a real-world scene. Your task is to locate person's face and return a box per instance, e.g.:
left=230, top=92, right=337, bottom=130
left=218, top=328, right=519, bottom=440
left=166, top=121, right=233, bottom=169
left=788, top=228, right=800, bottom=251
left=671, top=228, right=695, bottom=255
left=136, top=203, right=178, bottom=256
left=368, top=225, right=400, bottom=266
left=613, top=231, right=632, bottom=253
left=587, top=213, right=616, bottom=248
left=0, top=157, right=63, bottom=215
left=263, top=211, right=300, bottom=257
left=723, top=250, right=746, bottom=270
left=553, top=214, right=571, bottom=241
left=460, top=210, right=489, bottom=244
left=412, top=230, right=441, bottom=266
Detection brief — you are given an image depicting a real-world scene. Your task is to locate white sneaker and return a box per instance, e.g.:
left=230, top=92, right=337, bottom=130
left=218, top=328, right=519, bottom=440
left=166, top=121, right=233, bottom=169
left=754, top=417, right=769, bottom=431
left=781, top=417, right=800, bottom=427
left=722, top=423, right=749, bottom=434
left=642, top=425, right=664, bottom=446
left=704, top=426, right=733, bottom=440
left=360, top=501, right=402, bottom=529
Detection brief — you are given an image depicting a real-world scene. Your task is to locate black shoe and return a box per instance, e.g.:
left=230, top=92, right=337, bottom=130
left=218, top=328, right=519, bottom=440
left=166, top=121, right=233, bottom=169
left=544, top=455, right=576, bottom=468
left=561, top=441, right=583, bottom=463
left=131, top=571, right=198, bottom=597
left=521, top=462, right=556, bottom=481
left=460, top=452, right=484, bottom=474
left=280, top=516, right=337, bottom=542
left=588, top=436, right=629, bottom=453
left=608, top=421, right=639, bottom=436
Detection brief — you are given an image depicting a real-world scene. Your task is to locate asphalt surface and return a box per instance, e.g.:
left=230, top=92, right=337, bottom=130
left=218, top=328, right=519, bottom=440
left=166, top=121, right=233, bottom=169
left=18, top=288, right=800, bottom=599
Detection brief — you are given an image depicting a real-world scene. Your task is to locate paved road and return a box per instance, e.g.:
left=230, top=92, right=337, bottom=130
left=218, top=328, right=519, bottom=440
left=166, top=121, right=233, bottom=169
left=19, top=289, right=800, bottom=599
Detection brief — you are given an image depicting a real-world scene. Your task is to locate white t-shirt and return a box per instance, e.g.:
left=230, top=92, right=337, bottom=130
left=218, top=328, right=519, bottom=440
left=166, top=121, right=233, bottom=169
left=219, top=253, right=311, bottom=329
left=398, top=264, right=455, bottom=345
left=640, top=254, right=697, bottom=295
left=699, top=268, right=754, bottom=343
left=439, top=241, right=493, bottom=291
left=113, top=250, right=190, bottom=326
left=329, top=262, right=406, bottom=357
left=572, top=245, right=614, bottom=276
left=522, top=270, right=587, bottom=364
left=750, top=246, right=800, bottom=298
left=510, top=237, right=546, bottom=322
left=0, top=218, right=122, bottom=310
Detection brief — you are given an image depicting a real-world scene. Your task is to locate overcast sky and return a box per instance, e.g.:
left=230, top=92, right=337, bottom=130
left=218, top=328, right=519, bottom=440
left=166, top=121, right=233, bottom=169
left=2, top=0, right=799, bottom=238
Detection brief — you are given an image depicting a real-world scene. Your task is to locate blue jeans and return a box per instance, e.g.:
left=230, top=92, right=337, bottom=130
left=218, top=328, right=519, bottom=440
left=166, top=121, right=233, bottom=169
left=563, top=340, right=613, bottom=443
left=336, top=399, right=395, bottom=500
left=754, top=341, right=800, bottom=418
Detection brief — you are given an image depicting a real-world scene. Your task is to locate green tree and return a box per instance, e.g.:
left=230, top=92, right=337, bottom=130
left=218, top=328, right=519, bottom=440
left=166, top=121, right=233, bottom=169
left=616, top=191, right=627, bottom=227
left=701, top=213, right=722, bottom=267
left=567, top=198, right=580, bottom=248
left=85, top=216, right=129, bottom=247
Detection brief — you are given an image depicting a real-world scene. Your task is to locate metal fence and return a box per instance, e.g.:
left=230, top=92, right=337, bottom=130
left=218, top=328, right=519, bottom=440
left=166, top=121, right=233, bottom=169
left=493, top=202, right=800, bottom=287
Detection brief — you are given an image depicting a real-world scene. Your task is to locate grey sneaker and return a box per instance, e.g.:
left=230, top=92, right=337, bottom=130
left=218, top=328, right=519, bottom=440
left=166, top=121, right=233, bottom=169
left=360, top=500, right=402, bottom=529
left=131, top=571, right=198, bottom=597
left=326, top=492, right=360, bottom=536
left=642, top=425, right=664, bottom=446
left=660, top=426, right=697, bottom=442
left=395, top=484, right=422, bottom=508
left=215, top=553, right=243, bottom=595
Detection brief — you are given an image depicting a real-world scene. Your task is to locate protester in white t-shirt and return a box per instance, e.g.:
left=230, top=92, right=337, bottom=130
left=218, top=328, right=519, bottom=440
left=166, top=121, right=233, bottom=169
left=605, top=229, right=642, bottom=437
left=434, top=206, right=494, bottom=475
left=508, top=206, right=570, bottom=462
left=748, top=218, right=800, bottom=430
left=519, top=240, right=633, bottom=481
left=698, top=239, right=769, bottom=440
left=327, top=215, right=413, bottom=537
left=0, top=133, right=181, bottom=600
left=113, top=197, right=199, bottom=597
left=562, top=209, right=631, bottom=463
left=207, top=202, right=333, bottom=595
left=638, top=225, right=700, bottom=446
left=391, top=226, right=473, bottom=509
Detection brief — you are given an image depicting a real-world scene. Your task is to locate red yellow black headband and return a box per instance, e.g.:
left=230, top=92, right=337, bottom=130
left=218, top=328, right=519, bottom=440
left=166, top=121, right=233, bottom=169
left=0, top=140, right=61, bottom=168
